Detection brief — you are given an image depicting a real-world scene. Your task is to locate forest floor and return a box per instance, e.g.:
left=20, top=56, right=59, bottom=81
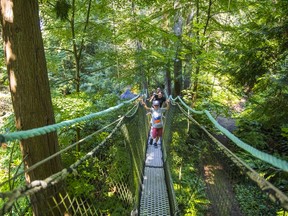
left=0, top=85, right=12, bottom=128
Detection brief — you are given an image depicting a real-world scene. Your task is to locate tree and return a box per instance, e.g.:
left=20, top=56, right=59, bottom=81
left=173, top=2, right=183, bottom=96
left=163, top=12, right=172, bottom=95
left=0, top=1, right=64, bottom=214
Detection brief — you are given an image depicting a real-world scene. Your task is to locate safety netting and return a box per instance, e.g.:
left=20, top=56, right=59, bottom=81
left=0, top=98, right=149, bottom=215
left=164, top=97, right=288, bottom=215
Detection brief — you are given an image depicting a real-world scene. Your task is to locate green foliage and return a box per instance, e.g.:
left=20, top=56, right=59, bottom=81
left=234, top=184, right=279, bottom=215
left=54, top=0, right=71, bottom=20
left=0, top=113, right=16, bottom=134
left=0, top=140, right=25, bottom=208
left=248, top=75, right=288, bottom=128
left=281, top=126, right=288, bottom=139
left=53, top=92, right=95, bottom=123
left=52, top=92, right=94, bottom=148
left=107, top=143, right=131, bottom=185
left=174, top=164, right=210, bottom=216
left=1, top=0, right=288, bottom=213
left=235, top=119, right=268, bottom=150
left=0, top=115, right=22, bottom=194
left=236, top=104, right=288, bottom=157
left=169, top=115, right=210, bottom=215
left=182, top=75, right=241, bottom=120
left=0, top=71, right=8, bottom=85
left=64, top=136, right=133, bottom=215
left=214, top=0, right=288, bottom=164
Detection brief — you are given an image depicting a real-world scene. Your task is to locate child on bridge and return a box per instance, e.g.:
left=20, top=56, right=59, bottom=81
left=141, top=99, right=170, bottom=147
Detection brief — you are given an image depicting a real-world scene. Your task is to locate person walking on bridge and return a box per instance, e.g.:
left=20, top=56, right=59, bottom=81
left=141, top=99, right=170, bottom=147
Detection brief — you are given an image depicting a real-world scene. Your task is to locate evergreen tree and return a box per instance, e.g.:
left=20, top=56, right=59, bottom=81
left=0, top=1, right=64, bottom=215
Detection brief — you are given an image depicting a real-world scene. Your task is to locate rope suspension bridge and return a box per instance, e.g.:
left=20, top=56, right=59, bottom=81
left=0, top=94, right=287, bottom=215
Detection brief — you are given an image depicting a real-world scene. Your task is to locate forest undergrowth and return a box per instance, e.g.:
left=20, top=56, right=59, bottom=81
left=168, top=112, right=286, bottom=215
left=0, top=85, right=12, bottom=128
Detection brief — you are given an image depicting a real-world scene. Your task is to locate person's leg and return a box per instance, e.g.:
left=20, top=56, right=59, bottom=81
left=157, top=128, right=163, bottom=144
left=151, top=127, right=157, bottom=143
left=149, top=127, right=153, bottom=145
left=152, top=128, right=159, bottom=147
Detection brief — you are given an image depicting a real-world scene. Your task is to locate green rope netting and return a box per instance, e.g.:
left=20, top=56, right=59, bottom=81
left=176, top=102, right=288, bottom=212
left=161, top=102, right=180, bottom=215
left=0, top=97, right=149, bottom=215
left=1, top=91, right=287, bottom=215
left=172, top=96, right=288, bottom=172
left=0, top=95, right=139, bottom=143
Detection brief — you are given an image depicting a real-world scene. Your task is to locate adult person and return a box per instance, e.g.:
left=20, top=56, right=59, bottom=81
left=148, top=87, right=161, bottom=102
left=141, top=99, right=170, bottom=147
left=156, top=87, right=161, bottom=94
left=148, top=90, right=156, bottom=102
left=149, top=91, right=166, bottom=107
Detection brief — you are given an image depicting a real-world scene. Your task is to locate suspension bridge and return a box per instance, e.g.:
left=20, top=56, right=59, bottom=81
left=0, top=94, right=287, bottom=215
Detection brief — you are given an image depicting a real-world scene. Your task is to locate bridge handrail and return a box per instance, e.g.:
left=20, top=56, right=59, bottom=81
left=0, top=116, right=126, bottom=213
left=0, top=95, right=139, bottom=143
left=177, top=102, right=288, bottom=210
left=170, top=95, right=288, bottom=172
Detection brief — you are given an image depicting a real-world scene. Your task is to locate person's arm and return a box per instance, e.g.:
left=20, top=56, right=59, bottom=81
left=163, top=99, right=170, bottom=110
left=141, top=100, right=151, bottom=111
left=149, top=93, right=156, bottom=102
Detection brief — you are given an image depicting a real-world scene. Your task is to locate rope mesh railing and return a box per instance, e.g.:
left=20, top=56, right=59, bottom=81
left=173, top=96, right=288, bottom=172
left=121, top=103, right=150, bottom=213
left=1, top=92, right=288, bottom=215
left=162, top=102, right=180, bottom=215
left=168, top=99, right=288, bottom=215
left=0, top=96, right=139, bottom=143
left=0, top=98, right=149, bottom=215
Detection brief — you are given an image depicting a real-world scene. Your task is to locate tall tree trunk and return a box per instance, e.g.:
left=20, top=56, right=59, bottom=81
left=70, top=0, right=91, bottom=93
left=163, top=12, right=172, bottom=95
left=183, top=8, right=195, bottom=90
left=192, top=0, right=200, bottom=104
left=165, top=62, right=172, bottom=96
left=173, top=4, right=183, bottom=96
left=70, top=0, right=92, bottom=150
left=0, top=1, right=64, bottom=215
left=192, top=0, right=212, bottom=105
left=131, top=1, right=147, bottom=90
left=173, top=49, right=182, bottom=96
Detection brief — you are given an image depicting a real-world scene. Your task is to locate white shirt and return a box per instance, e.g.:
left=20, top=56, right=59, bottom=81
left=150, top=108, right=166, bottom=128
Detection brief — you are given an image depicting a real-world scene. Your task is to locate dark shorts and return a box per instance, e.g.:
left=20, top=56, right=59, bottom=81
left=151, top=127, right=163, bottom=139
